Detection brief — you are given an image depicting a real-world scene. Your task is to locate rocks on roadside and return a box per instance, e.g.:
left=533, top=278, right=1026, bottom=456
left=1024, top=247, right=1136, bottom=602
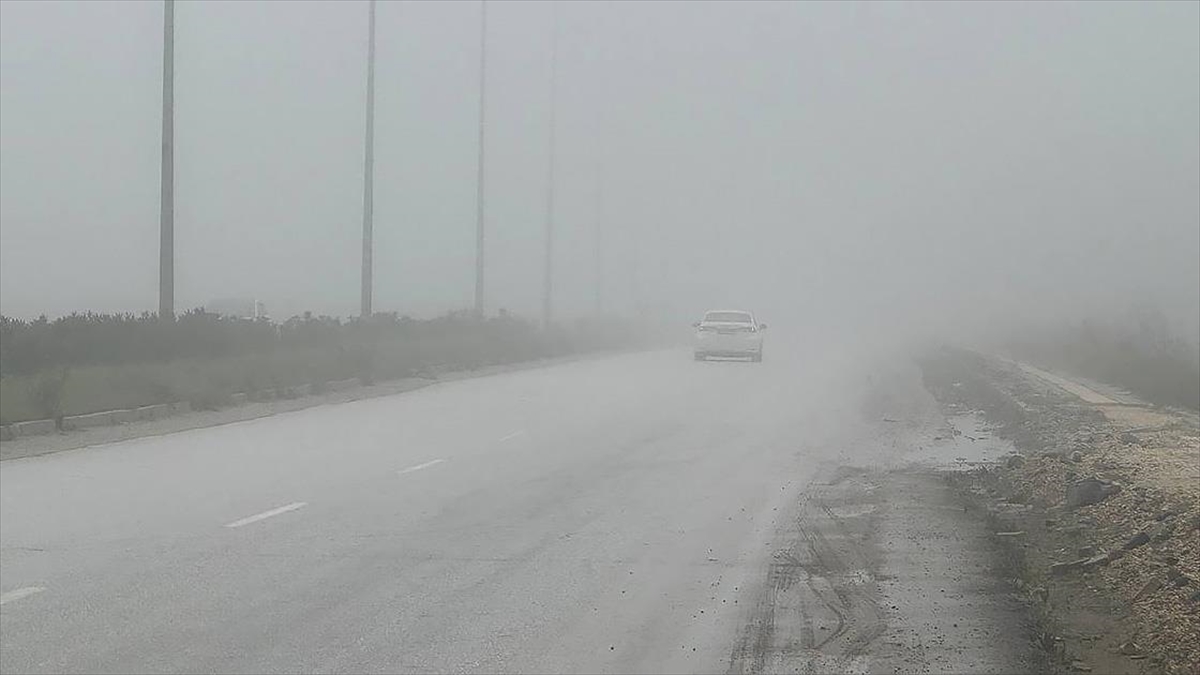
left=1123, top=531, right=1151, bottom=551
left=1150, top=521, right=1174, bottom=542
left=1167, top=567, right=1192, bottom=588
left=1050, top=550, right=1119, bottom=576
left=1133, top=578, right=1162, bottom=601
left=1051, top=559, right=1086, bottom=576
left=921, top=351, right=1200, bottom=673
left=1065, top=477, right=1121, bottom=509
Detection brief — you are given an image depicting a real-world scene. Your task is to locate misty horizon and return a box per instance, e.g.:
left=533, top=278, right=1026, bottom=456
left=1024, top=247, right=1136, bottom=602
left=1, top=0, right=1197, bottom=344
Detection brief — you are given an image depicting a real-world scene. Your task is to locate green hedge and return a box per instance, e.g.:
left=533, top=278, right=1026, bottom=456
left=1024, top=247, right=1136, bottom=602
left=0, top=309, right=649, bottom=424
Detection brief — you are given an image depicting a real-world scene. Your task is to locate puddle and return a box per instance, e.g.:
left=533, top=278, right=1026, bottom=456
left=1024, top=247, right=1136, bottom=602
left=907, top=414, right=1017, bottom=471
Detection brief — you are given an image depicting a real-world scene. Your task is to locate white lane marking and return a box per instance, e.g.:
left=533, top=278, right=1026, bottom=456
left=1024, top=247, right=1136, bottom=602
left=0, top=586, right=46, bottom=606
left=499, top=430, right=525, bottom=442
left=397, top=458, right=445, bottom=476
left=224, top=502, right=307, bottom=528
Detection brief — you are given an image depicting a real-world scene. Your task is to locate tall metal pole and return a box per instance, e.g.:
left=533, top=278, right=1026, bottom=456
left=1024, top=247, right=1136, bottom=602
left=593, top=76, right=607, bottom=317
left=594, top=156, right=604, bottom=316
left=158, top=0, right=175, bottom=320
left=473, top=0, right=488, bottom=319
left=542, top=1, right=559, bottom=329
left=360, top=0, right=377, bottom=318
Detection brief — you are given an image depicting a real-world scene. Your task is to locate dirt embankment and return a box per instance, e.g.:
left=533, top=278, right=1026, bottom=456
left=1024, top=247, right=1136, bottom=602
left=921, top=347, right=1200, bottom=675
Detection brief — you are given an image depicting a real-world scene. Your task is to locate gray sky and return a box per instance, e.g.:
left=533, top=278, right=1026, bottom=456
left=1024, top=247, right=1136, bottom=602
left=1, top=0, right=1197, bottom=341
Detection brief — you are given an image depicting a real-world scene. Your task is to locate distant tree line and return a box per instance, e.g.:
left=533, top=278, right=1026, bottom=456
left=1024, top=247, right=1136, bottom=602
left=0, top=309, right=644, bottom=378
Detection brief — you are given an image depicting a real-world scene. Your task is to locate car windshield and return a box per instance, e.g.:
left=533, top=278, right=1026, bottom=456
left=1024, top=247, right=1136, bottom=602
left=705, top=312, right=752, bottom=324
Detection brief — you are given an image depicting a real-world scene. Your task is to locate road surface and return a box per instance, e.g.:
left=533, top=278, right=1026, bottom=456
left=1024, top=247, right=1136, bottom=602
left=1, top=345, right=1028, bottom=673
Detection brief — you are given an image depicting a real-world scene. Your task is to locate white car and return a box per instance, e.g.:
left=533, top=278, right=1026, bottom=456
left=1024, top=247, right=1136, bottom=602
left=692, top=309, right=766, bottom=362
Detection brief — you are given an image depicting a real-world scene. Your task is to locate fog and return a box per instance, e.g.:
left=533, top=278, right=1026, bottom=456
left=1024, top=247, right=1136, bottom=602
left=2, top=0, right=1197, bottom=345
left=2, top=5, right=1200, bottom=668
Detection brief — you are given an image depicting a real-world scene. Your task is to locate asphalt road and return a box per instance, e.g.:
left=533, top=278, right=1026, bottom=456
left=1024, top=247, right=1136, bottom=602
left=1, top=345, right=896, bottom=674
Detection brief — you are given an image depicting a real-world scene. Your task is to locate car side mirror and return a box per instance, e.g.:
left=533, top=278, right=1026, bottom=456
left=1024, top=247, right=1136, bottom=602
left=758, top=323, right=768, bottom=330
left=692, top=321, right=700, bottom=328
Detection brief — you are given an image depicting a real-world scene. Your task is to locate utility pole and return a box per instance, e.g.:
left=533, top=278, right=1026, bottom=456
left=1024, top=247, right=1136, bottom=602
left=159, top=0, right=175, bottom=320
left=360, top=0, right=377, bottom=318
left=594, top=158, right=604, bottom=316
left=474, top=0, right=488, bottom=319
left=542, top=1, right=559, bottom=329
left=593, top=81, right=607, bottom=317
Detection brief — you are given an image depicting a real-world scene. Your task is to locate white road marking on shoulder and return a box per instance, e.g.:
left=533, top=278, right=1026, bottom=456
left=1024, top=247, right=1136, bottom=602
left=0, top=586, right=46, bottom=606
left=397, top=458, right=445, bottom=476
left=499, top=430, right=525, bottom=442
left=224, top=501, right=307, bottom=528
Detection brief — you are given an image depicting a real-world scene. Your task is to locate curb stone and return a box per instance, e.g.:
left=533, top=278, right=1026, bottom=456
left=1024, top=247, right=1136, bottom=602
left=326, top=378, right=360, bottom=392
left=2, top=384, right=334, bottom=442
left=137, top=404, right=171, bottom=421
left=62, top=411, right=115, bottom=430
left=11, top=419, right=56, bottom=437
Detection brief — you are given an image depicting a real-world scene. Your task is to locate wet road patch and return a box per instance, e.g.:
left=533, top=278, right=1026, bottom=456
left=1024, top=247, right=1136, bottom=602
left=728, top=467, right=1046, bottom=674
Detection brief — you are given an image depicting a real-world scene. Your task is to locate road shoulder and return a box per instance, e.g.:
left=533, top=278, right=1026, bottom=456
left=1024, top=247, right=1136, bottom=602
left=728, top=359, right=1048, bottom=674
left=920, top=347, right=1200, bottom=675
left=0, top=351, right=621, bottom=462
left=727, top=464, right=1044, bottom=674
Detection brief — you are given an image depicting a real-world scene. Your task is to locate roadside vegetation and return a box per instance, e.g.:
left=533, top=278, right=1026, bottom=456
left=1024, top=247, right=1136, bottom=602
left=1004, top=309, right=1200, bottom=412
left=0, top=309, right=650, bottom=425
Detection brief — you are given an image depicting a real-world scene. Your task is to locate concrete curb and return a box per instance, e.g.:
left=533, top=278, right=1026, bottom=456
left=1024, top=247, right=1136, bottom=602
left=1, top=380, right=354, bottom=443
left=0, top=348, right=646, bottom=446
left=137, top=404, right=171, bottom=421
left=1, top=350, right=639, bottom=456
left=326, top=378, right=360, bottom=392
left=12, top=419, right=57, bottom=437
left=62, top=411, right=116, bottom=430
